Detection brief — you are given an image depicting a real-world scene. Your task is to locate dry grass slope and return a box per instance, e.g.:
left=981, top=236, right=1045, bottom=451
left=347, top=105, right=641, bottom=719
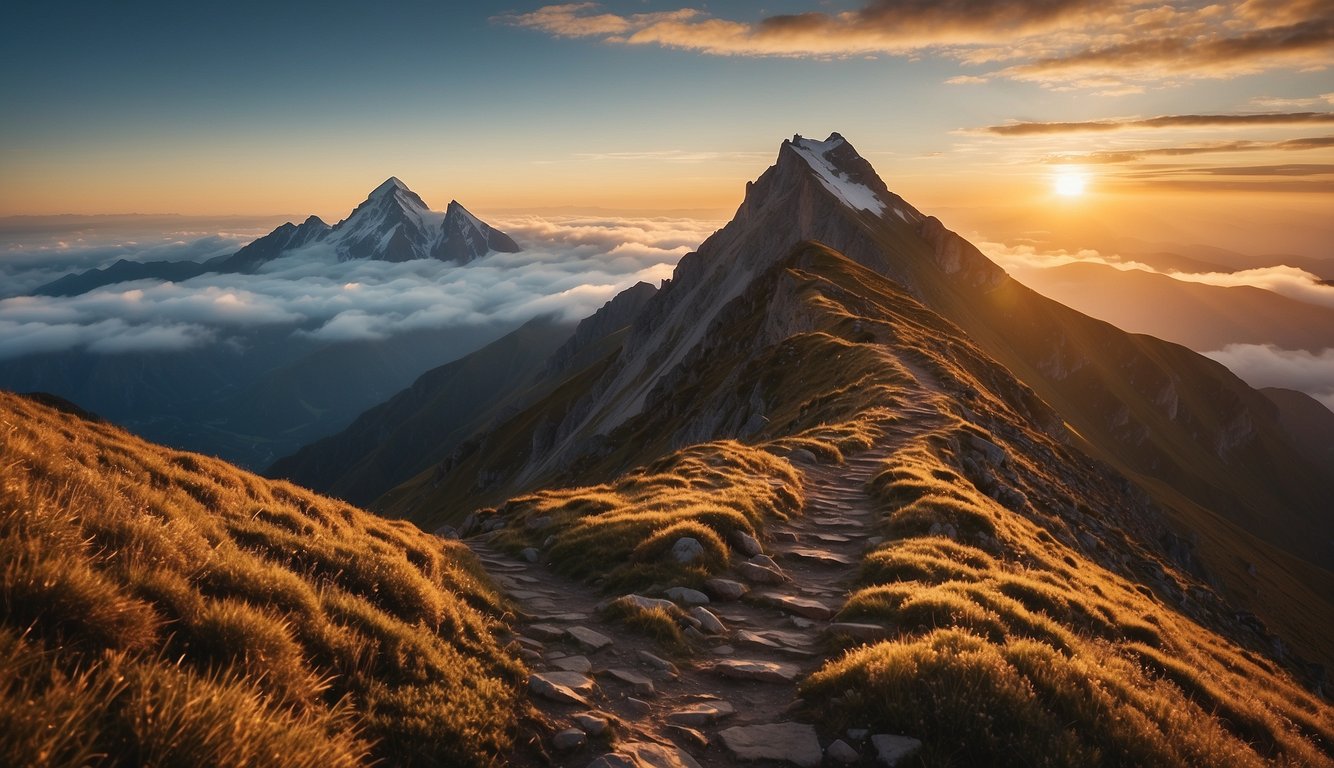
left=804, top=441, right=1334, bottom=768
left=0, top=392, right=523, bottom=767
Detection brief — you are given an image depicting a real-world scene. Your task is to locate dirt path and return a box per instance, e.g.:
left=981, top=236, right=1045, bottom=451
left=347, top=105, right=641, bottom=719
left=466, top=402, right=945, bottom=766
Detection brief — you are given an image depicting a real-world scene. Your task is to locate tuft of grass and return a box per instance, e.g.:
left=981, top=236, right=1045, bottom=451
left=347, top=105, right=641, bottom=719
left=494, top=440, right=802, bottom=590
left=598, top=596, right=689, bottom=652
left=0, top=392, right=523, bottom=767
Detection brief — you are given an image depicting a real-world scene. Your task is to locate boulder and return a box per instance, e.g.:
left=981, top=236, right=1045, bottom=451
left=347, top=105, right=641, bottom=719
left=671, top=537, right=705, bottom=564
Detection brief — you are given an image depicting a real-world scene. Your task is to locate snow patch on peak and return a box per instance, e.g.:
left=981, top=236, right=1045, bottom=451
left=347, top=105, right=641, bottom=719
left=445, top=200, right=485, bottom=232
left=370, top=176, right=409, bottom=196
left=789, top=134, right=887, bottom=217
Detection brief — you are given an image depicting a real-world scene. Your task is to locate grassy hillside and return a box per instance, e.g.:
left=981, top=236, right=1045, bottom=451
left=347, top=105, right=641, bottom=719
left=805, top=437, right=1333, bottom=767
left=476, top=244, right=1333, bottom=765
left=0, top=392, right=522, bottom=767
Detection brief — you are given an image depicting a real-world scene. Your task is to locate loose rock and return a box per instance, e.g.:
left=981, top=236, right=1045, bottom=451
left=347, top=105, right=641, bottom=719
left=689, top=606, right=726, bottom=635
left=719, top=722, right=822, bottom=767
left=529, top=671, right=594, bottom=706
left=872, top=734, right=923, bottom=766
left=664, top=586, right=710, bottom=606
left=521, top=547, right=540, bottom=563
left=826, top=739, right=860, bottom=764
left=711, top=658, right=801, bottom=683
left=554, top=727, right=587, bottom=751
left=731, top=531, right=764, bottom=557
left=671, top=537, right=705, bottom=564
left=704, top=578, right=748, bottom=601
left=573, top=712, right=609, bottom=737
left=553, top=655, right=593, bottom=674
left=568, top=626, right=613, bottom=651
left=666, top=700, right=735, bottom=727
left=602, top=668, right=655, bottom=696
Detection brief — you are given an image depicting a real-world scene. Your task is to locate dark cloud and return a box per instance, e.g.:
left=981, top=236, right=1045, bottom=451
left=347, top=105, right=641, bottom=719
left=981, top=113, right=1334, bottom=136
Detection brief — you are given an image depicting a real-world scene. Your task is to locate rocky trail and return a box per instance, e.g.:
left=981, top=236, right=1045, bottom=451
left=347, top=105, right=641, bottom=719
left=464, top=403, right=946, bottom=767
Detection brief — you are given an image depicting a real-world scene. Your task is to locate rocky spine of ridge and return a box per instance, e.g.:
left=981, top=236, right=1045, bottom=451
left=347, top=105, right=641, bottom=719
left=209, top=214, right=330, bottom=273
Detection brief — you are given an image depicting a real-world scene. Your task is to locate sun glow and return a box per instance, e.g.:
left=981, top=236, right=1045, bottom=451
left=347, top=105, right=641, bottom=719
left=1053, top=169, right=1088, bottom=197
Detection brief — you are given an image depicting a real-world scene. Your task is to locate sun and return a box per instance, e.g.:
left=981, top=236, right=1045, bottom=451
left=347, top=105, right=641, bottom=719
left=1053, top=169, right=1088, bottom=197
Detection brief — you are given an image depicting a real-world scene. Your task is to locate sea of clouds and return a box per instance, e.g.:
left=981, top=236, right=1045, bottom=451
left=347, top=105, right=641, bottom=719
left=0, top=215, right=722, bottom=360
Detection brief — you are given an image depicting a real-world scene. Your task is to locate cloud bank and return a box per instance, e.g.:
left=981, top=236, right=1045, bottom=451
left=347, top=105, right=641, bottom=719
left=1203, top=344, right=1334, bottom=411
left=0, top=215, right=719, bottom=360
left=498, top=1, right=1334, bottom=90
left=980, top=240, right=1334, bottom=308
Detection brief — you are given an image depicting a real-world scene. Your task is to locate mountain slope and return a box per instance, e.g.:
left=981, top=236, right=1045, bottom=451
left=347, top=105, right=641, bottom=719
left=268, top=317, right=578, bottom=506
left=0, top=391, right=523, bottom=766
left=457, top=241, right=1332, bottom=766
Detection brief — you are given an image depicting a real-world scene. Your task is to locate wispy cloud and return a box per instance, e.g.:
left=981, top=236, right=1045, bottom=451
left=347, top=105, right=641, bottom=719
left=979, top=240, right=1334, bottom=308
left=497, top=1, right=1334, bottom=89
left=1042, top=136, right=1334, bottom=164
left=977, top=112, right=1334, bottom=136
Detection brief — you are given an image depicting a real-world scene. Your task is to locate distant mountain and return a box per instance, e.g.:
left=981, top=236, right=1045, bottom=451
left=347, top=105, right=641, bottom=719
left=1011, top=260, right=1334, bottom=352
left=32, top=258, right=215, bottom=296
left=30, top=178, right=520, bottom=295
left=269, top=282, right=659, bottom=505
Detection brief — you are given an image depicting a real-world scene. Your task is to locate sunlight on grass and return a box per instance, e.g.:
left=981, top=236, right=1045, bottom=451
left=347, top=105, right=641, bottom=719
left=0, top=392, right=523, bottom=767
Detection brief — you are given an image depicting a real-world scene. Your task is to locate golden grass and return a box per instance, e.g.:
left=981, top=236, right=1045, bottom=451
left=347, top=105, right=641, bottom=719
left=493, top=440, right=802, bottom=591
left=598, top=596, right=689, bottom=651
left=804, top=443, right=1334, bottom=767
left=0, top=392, right=523, bottom=767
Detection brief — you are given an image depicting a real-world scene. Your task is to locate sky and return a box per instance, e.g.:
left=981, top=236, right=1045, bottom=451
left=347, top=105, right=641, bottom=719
left=1, top=1, right=1330, bottom=252
left=1, top=1, right=1332, bottom=407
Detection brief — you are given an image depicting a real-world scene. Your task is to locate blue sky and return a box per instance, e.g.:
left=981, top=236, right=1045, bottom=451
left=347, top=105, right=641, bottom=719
left=2, top=1, right=1331, bottom=227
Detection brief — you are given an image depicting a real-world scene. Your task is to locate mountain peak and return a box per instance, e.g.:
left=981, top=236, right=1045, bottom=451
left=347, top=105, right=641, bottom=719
left=436, top=199, right=521, bottom=263
left=370, top=176, right=408, bottom=196
left=784, top=132, right=889, bottom=217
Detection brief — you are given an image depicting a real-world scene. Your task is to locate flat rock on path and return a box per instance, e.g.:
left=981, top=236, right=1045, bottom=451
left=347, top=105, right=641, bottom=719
left=568, top=625, right=613, bottom=651
left=719, top=722, right=823, bottom=767
left=529, top=670, right=594, bottom=706
left=711, top=658, right=802, bottom=683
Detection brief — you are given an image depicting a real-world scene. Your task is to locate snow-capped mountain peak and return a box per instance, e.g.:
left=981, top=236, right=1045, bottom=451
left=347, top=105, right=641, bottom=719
left=436, top=200, right=521, bottom=263
left=788, top=133, right=887, bottom=217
